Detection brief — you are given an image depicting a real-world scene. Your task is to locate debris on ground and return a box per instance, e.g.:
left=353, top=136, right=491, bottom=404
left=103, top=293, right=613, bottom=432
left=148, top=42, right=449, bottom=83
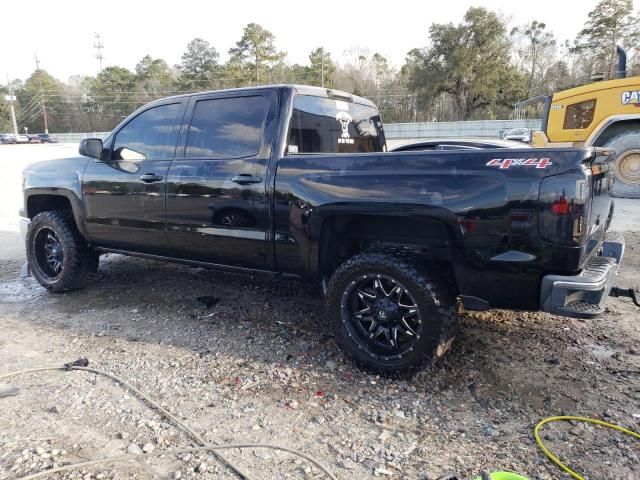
left=1, top=233, right=639, bottom=479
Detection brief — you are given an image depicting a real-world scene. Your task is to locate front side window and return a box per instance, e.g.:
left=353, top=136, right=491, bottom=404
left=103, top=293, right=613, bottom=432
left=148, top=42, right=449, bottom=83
left=185, top=96, right=268, bottom=159
left=288, top=95, right=386, bottom=154
left=112, top=103, right=181, bottom=160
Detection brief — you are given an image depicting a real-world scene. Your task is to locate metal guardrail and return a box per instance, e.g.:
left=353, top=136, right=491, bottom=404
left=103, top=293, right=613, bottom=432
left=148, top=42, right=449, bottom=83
left=49, top=132, right=110, bottom=143
left=384, top=119, right=542, bottom=139
left=32, top=119, right=543, bottom=145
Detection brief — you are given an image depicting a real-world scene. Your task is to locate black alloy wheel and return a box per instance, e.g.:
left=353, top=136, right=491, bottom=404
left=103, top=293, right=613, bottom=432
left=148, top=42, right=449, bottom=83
left=33, top=227, right=64, bottom=279
left=342, top=273, right=423, bottom=360
left=327, top=251, right=458, bottom=372
left=26, top=210, right=99, bottom=292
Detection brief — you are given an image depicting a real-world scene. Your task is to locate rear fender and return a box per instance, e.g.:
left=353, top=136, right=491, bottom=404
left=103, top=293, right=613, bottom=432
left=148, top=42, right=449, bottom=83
left=308, top=203, right=465, bottom=280
left=587, top=115, right=640, bottom=147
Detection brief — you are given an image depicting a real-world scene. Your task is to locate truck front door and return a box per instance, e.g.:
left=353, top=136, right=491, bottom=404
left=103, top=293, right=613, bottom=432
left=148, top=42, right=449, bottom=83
left=165, top=90, right=278, bottom=268
left=82, top=101, right=185, bottom=254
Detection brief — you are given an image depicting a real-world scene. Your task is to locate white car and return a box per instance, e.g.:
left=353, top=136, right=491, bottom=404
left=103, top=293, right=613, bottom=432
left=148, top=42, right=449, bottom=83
left=0, top=134, right=28, bottom=144
left=2, top=134, right=29, bottom=144
left=503, top=128, right=532, bottom=144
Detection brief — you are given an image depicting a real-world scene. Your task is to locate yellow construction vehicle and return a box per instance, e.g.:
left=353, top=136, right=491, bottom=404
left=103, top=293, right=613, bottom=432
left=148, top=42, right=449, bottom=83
left=530, top=47, right=640, bottom=198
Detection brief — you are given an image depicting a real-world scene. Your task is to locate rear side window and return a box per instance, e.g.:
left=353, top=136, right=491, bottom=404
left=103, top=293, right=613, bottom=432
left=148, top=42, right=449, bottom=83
left=112, top=103, right=181, bottom=160
left=288, top=95, right=386, bottom=154
left=186, top=96, right=268, bottom=158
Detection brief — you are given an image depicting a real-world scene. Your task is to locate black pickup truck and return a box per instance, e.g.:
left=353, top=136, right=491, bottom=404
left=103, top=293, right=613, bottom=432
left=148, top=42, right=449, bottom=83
left=20, top=85, right=624, bottom=372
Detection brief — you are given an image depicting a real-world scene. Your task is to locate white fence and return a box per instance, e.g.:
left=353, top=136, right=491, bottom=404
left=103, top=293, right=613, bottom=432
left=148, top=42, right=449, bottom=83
left=44, top=119, right=543, bottom=145
left=51, top=132, right=110, bottom=143
left=384, top=119, right=542, bottom=139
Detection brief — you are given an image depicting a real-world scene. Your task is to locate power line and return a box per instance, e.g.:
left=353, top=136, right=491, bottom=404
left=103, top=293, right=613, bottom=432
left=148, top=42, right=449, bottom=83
left=17, top=110, right=43, bottom=130
left=15, top=95, right=43, bottom=117
left=16, top=101, right=43, bottom=122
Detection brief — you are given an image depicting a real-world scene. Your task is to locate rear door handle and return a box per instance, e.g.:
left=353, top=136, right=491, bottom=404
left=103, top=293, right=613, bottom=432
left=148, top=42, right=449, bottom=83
left=139, top=173, right=163, bottom=183
left=231, top=174, right=262, bottom=185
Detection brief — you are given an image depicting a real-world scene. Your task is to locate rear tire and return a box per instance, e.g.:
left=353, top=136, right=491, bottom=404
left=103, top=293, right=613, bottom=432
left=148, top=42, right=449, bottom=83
left=26, top=210, right=99, bottom=292
left=326, top=251, right=458, bottom=373
left=604, top=132, right=640, bottom=198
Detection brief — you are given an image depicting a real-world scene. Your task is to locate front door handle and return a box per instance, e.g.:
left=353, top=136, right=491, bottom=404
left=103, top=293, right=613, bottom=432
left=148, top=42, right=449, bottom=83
left=139, top=173, right=163, bottom=183
left=231, top=174, right=262, bottom=185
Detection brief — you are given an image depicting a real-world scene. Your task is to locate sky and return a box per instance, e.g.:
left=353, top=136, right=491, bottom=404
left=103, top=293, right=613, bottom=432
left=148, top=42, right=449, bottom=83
left=1, top=0, right=636, bottom=84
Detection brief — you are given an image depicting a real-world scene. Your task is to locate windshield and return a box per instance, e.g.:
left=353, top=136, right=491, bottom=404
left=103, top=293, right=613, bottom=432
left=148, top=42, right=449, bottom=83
left=509, top=128, right=529, bottom=135
left=288, top=95, right=386, bottom=154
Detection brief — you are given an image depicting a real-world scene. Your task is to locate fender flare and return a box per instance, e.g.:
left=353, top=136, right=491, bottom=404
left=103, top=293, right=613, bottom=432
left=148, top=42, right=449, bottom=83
left=300, top=202, right=466, bottom=278
left=24, top=187, right=90, bottom=241
left=585, top=114, right=640, bottom=146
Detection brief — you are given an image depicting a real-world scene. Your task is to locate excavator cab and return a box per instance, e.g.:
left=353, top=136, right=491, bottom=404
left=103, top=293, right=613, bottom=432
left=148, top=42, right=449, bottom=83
left=523, top=46, right=640, bottom=198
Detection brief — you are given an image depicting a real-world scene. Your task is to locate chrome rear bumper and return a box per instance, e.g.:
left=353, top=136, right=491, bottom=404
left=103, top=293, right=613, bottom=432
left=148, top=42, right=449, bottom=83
left=540, top=231, right=624, bottom=319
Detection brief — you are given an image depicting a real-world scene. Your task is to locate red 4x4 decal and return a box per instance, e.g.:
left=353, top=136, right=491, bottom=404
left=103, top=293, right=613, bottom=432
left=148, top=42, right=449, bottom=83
left=486, top=158, right=552, bottom=169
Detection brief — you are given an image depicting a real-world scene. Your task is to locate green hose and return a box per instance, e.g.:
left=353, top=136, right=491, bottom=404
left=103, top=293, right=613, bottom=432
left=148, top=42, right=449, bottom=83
left=534, top=415, right=640, bottom=480
left=473, top=473, right=529, bottom=480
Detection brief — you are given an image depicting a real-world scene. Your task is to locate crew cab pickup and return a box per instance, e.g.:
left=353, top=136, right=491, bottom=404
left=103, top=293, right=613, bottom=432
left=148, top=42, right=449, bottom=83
left=20, top=85, right=624, bottom=372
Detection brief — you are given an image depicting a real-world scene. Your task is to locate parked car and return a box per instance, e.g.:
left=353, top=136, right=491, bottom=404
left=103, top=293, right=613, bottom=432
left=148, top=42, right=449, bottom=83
left=20, top=85, right=623, bottom=372
left=504, top=128, right=532, bottom=143
left=0, top=134, right=12, bottom=144
left=4, top=133, right=29, bottom=144
left=391, top=138, right=524, bottom=152
left=27, top=134, right=43, bottom=144
left=1, top=133, right=29, bottom=144
left=38, top=134, right=58, bottom=143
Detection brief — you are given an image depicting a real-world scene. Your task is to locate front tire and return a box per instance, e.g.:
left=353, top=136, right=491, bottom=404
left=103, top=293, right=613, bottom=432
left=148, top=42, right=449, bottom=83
left=26, top=210, right=99, bottom=292
left=326, top=251, right=458, bottom=373
left=605, top=132, right=640, bottom=199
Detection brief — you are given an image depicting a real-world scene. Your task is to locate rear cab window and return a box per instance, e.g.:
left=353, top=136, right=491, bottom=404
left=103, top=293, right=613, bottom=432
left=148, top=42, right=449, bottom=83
left=288, top=95, right=386, bottom=154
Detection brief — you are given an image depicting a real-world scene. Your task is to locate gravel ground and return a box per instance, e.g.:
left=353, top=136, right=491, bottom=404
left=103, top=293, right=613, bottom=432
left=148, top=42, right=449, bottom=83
left=1, top=146, right=639, bottom=480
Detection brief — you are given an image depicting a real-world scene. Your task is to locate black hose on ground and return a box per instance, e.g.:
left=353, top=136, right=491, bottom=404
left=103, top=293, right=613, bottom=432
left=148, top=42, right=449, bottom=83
left=0, top=360, right=339, bottom=480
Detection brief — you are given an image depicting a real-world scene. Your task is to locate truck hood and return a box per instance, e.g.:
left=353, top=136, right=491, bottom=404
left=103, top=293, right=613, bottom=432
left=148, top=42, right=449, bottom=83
left=22, top=156, right=91, bottom=209
left=23, top=156, right=90, bottom=176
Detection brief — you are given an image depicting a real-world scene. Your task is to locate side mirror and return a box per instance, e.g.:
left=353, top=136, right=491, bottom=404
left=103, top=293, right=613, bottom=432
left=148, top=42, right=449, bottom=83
left=79, top=138, right=103, bottom=159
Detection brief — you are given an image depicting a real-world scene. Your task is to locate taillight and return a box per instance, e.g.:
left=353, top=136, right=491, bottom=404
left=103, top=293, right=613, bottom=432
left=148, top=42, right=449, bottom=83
left=538, top=170, right=591, bottom=246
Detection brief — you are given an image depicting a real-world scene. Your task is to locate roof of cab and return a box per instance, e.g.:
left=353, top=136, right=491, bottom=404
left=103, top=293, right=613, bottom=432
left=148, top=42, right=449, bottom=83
left=147, top=84, right=376, bottom=108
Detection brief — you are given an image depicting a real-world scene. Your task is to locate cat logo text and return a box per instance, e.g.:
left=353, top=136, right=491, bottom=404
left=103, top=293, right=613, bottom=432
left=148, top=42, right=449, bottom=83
left=486, top=158, right=552, bottom=170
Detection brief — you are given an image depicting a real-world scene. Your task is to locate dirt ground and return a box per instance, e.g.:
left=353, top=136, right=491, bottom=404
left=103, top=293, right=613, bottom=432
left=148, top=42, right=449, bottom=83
left=0, top=146, right=639, bottom=480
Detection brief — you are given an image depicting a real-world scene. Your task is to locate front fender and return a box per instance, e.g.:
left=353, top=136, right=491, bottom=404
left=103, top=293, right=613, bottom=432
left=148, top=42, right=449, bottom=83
left=22, top=156, right=90, bottom=238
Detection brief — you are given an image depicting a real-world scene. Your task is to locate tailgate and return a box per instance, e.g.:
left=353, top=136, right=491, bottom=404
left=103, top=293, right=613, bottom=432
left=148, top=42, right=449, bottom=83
left=538, top=147, right=615, bottom=270
left=585, top=147, right=616, bottom=260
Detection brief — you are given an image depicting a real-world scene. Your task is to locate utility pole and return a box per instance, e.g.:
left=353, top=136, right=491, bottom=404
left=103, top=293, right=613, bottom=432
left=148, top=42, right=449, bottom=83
left=5, top=75, right=18, bottom=136
left=321, top=49, right=325, bottom=88
left=34, top=54, right=49, bottom=134
left=255, top=52, right=260, bottom=85
left=94, top=33, right=104, bottom=71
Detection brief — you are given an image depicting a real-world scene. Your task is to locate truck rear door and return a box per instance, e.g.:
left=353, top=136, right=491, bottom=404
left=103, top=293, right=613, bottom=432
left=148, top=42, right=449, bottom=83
left=165, top=89, right=279, bottom=268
